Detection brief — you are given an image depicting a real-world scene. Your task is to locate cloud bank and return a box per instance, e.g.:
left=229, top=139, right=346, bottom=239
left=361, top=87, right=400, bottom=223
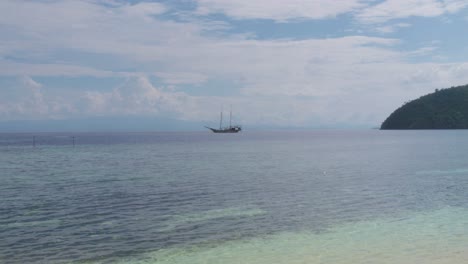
left=1, top=0, right=468, bottom=129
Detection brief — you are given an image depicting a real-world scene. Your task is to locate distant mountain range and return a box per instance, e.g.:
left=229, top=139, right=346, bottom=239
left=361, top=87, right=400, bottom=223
left=381, top=84, right=468, bottom=129
left=0, top=117, right=205, bottom=132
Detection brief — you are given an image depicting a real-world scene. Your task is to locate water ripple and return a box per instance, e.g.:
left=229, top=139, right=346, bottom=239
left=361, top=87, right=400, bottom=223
left=1, top=131, right=468, bottom=263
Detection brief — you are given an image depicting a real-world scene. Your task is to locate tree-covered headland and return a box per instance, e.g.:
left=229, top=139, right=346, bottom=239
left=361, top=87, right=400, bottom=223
left=381, top=84, right=468, bottom=129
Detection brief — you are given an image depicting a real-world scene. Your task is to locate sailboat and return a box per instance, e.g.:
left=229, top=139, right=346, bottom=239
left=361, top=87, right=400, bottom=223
left=205, top=108, right=242, bottom=133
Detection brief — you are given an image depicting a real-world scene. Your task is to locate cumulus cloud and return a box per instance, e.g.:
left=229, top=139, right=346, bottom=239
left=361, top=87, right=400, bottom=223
left=0, top=76, right=48, bottom=119
left=0, top=75, right=193, bottom=120
left=78, top=76, right=189, bottom=117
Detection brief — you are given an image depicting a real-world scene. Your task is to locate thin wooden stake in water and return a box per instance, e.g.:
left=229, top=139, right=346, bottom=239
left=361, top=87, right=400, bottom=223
left=33, top=136, right=36, bottom=147
left=72, top=136, right=75, bottom=147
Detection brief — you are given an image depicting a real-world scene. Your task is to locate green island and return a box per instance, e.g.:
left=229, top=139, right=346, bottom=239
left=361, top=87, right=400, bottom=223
left=381, top=84, right=468, bottom=129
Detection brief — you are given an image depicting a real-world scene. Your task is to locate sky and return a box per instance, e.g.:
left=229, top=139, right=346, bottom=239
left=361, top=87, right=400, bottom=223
left=2, top=0, right=468, bottom=131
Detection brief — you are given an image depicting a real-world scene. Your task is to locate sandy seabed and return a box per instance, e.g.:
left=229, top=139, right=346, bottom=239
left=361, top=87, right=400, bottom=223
left=84, top=206, right=468, bottom=264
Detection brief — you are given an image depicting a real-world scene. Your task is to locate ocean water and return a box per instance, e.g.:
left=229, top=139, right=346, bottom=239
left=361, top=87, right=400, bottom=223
left=0, top=130, right=467, bottom=263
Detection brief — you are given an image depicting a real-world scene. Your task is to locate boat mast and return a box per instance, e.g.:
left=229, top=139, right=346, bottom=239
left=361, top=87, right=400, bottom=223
left=229, top=105, right=232, bottom=128
left=219, top=110, right=223, bottom=129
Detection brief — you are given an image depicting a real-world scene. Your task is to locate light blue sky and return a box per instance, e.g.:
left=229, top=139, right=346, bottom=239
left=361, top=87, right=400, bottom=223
left=1, top=0, right=468, bottom=130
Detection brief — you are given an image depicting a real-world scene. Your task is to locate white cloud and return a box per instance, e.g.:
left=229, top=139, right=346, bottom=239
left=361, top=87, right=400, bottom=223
left=78, top=76, right=189, bottom=116
left=122, top=2, right=167, bottom=18
left=0, top=0, right=404, bottom=99
left=357, top=0, right=468, bottom=23
left=0, top=59, right=118, bottom=77
left=61, top=76, right=331, bottom=127
left=375, top=23, right=412, bottom=33
left=0, top=76, right=49, bottom=119
left=155, top=72, right=209, bottom=85
left=4, top=64, right=468, bottom=127
left=0, top=0, right=203, bottom=59
left=195, top=0, right=368, bottom=21
left=194, top=0, right=468, bottom=23
left=1, top=1, right=468, bottom=127
left=400, top=63, right=468, bottom=87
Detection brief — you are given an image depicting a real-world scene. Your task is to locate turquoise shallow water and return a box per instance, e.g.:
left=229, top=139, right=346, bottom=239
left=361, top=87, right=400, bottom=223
left=107, top=207, right=468, bottom=264
left=1, top=130, right=468, bottom=263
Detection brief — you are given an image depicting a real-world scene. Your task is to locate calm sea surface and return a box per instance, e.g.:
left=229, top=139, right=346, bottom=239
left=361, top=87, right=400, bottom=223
left=1, top=130, right=467, bottom=263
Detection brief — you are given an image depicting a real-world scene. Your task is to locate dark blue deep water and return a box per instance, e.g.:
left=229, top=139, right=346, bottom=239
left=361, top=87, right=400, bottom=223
left=1, top=131, right=468, bottom=263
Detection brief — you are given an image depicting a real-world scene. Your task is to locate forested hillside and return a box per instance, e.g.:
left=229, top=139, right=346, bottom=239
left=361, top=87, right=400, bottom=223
left=381, top=84, right=468, bottom=129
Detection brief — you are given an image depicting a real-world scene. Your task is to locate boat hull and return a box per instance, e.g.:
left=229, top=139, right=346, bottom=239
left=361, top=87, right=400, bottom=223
left=205, top=126, right=241, bottom=133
